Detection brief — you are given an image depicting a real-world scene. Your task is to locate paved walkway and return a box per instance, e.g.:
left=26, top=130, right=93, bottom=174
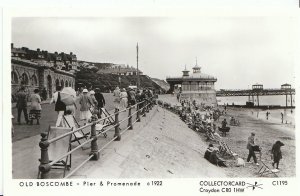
left=12, top=93, right=115, bottom=142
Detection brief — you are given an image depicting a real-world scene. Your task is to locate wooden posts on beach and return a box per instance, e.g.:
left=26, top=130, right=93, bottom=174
left=90, top=121, right=99, bottom=160
left=114, top=108, right=121, bottom=141
left=39, top=132, right=51, bottom=179
left=128, top=106, right=133, bottom=130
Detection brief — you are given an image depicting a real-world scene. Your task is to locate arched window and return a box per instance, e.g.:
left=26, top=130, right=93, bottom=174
left=55, top=79, right=60, bottom=88
left=21, top=73, right=29, bottom=85
left=31, top=75, right=38, bottom=86
left=65, top=80, right=68, bottom=87
left=11, top=71, right=18, bottom=84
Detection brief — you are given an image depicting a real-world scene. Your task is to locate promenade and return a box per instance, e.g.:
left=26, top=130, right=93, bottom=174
left=12, top=95, right=226, bottom=179
left=12, top=94, right=295, bottom=178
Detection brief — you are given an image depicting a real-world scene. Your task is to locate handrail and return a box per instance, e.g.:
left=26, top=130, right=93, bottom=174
left=48, top=100, right=144, bottom=144
left=39, top=96, right=155, bottom=179
left=64, top=105, right=147, bottom=179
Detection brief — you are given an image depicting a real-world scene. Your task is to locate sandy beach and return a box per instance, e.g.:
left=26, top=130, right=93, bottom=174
left=158, top=95, right=295, bottom=177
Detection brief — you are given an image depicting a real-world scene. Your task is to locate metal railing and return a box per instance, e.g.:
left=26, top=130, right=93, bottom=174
left=38, top=97, right=155, bottom=179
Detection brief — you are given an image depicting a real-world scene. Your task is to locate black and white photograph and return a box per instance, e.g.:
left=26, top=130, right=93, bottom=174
left=1, top=1, right=300, bottom=196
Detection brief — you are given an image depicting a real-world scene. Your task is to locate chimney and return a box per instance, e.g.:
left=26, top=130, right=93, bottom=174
left=22, top=47, right=28, bottom=52
left=70, top=52, right=73, bottom=55
left=37, top=48, right=40, bottom=52
left=11, top=43, right=14, bottom=49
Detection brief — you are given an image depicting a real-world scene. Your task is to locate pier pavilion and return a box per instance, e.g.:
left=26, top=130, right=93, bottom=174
left=166, top=62, right=217, bottom=106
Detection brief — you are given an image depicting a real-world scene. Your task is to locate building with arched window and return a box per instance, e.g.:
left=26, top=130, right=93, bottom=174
left=166, top=61, right=217, bottom=106
left=11, top=58, right=75, bottom=100
left=11, top=44, right=77, bottom=100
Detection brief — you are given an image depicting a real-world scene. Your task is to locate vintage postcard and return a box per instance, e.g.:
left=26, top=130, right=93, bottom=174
left=1, top=3, right=300, bottom=196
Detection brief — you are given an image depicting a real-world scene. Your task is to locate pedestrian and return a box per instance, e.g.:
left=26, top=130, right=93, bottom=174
left=16, top=86, right=29, bottom=125
left=50, top=85, right=66, bottom=127
left=119, top=88, right=128, bottom=109
left=266, top=111, right=269, bottom=120
left=41, top=87, right=47, bottom=101
left=28, top=89, right=42, bottom=125
left=141, top=89, right=148, bottom=113
left=127, top=88, right=136, bottom=106
left=89, top=90, right=98, bottom=112
left=94, top=88, right=106, bottom=118
left=246, top=132, right=259, bottom=165
left=221, top=118, right=227, bottom=128
left=113, top=86, right=121, bottom=108
left=78, top=89, right=93, bottom=124
left=271, top=140, right=284, bottom=170
left=281, top=112, right=284, bottom=123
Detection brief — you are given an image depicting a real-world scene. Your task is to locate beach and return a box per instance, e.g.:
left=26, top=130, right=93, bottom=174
left=158, top=94, right=295, bottom=177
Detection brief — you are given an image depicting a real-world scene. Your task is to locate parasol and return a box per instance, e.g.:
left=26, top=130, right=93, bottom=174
left=60, top=87, right=77, bottom=105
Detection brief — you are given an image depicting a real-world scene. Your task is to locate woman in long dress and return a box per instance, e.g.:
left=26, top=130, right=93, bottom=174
left=29, top=89, right=42, bottom=125
left=89, top=90, right=98, bottom=114
left=78, top=89, right=93, bottom=124
left=113, top=86, right=121, bottom=108
left=119, top=88, right=128, bottom=110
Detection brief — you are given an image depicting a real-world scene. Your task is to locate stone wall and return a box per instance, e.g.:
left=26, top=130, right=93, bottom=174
left=11, top=60, right=75, bottom=101
left=180, top=90, right=217, bottom=106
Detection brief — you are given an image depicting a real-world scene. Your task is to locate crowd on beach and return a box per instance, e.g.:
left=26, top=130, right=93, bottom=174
left=159, top=98, right=285, bottom=172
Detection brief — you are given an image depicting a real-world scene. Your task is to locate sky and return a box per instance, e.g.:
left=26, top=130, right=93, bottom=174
left=12, top=16, right=297, bottom=90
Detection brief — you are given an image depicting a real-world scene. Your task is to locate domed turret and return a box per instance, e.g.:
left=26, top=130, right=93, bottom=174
left=182, top=65, right=190, bottom=77
left=192, top=57, right=201, bottom=73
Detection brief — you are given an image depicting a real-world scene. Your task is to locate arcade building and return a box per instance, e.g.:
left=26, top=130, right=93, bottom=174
left=166, top=62, right=217, bottom=106
left=11, top=44, right=76, bottom=101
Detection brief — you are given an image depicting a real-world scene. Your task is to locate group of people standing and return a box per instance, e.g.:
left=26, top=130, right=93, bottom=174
left=112, top=86, right=155, bottom=110
left=51, top=86, right=106, bottom=126
left=15, top=86, right=42, bottom=125
left=14, top=85, right=106, bottom=127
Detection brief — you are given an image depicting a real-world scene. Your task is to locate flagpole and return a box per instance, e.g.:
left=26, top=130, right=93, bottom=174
left=137, top=42, right=140, bottom=89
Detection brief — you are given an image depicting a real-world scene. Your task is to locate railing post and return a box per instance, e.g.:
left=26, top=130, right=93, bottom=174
left=39, top=132, right=51, bottom=179
left=146, top=99, right=150, bottom=113
left=142, top=101, right=147, bottom=117
left=114, top=108, right=121, bottom=141
left=128, top=106, right=133, bottom=130
left=137, top=103, right=141, bottom=122
left=90, top=121, right=99, bottom=160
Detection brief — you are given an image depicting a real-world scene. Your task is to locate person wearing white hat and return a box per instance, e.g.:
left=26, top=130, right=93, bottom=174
left=78, top=89, right=94, bottom=124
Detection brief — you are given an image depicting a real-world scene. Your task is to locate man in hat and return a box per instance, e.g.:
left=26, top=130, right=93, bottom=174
left=246, top=132, right=259, bottom=165
left=16, top=86, right=29, bottom=125
left=94, top=88, right=106, bottom=118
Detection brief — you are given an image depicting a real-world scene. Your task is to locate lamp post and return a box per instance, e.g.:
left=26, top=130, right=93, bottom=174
left=136, top=43, right=140, bottom=89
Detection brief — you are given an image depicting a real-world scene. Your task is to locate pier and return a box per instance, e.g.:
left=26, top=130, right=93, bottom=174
left=216, top=84, right=295, bottom=107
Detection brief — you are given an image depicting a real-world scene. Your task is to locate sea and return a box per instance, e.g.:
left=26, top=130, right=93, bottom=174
left=217, top=95, right=295, bottom=125
left=217, top=95, right=295, bottom=107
